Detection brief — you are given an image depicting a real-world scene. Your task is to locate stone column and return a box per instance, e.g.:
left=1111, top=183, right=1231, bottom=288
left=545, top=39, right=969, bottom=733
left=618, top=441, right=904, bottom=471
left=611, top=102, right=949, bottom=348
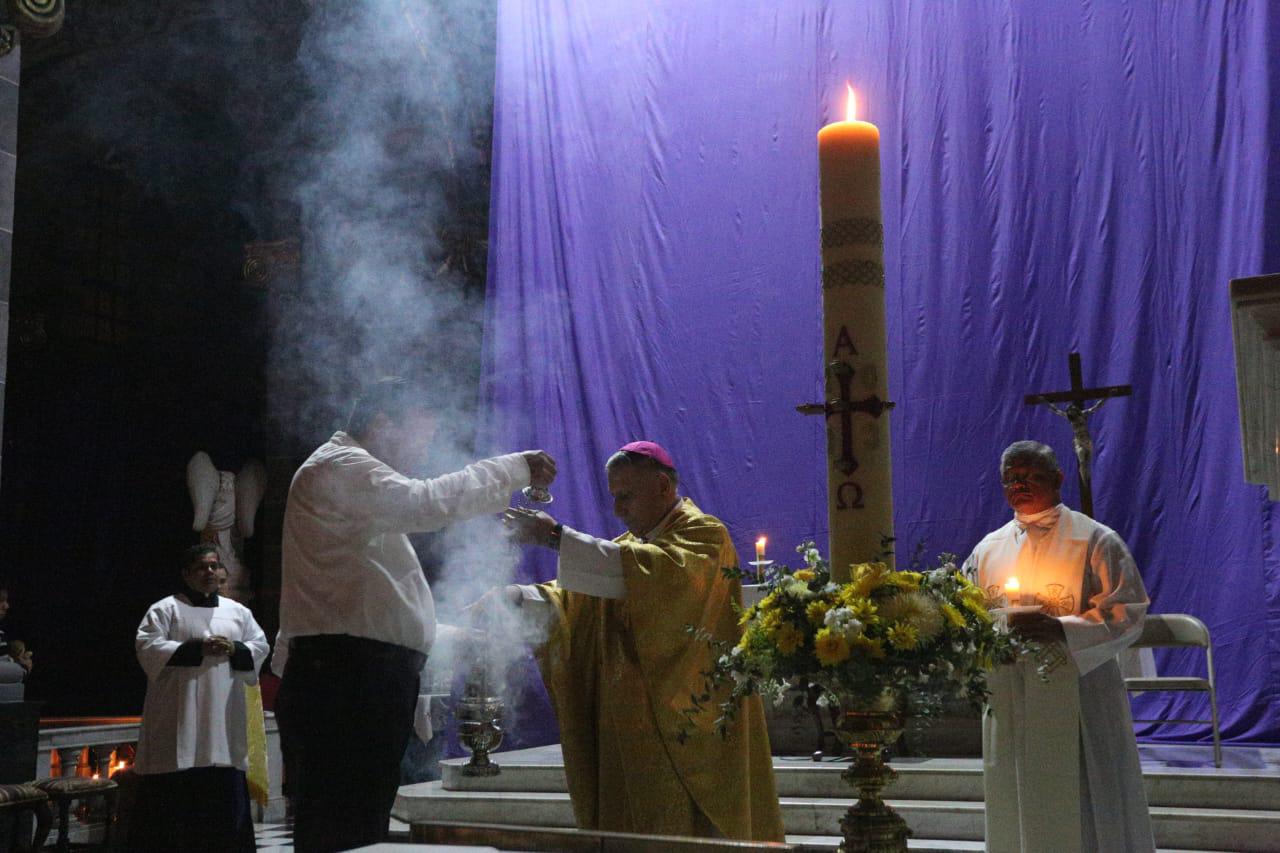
left=0, top=30, right=19, bottom=477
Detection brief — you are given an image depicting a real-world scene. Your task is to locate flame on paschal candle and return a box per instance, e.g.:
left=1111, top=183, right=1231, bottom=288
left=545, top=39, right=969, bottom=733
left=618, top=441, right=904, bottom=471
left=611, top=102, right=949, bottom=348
left=845, top=84, right=858, bottom=122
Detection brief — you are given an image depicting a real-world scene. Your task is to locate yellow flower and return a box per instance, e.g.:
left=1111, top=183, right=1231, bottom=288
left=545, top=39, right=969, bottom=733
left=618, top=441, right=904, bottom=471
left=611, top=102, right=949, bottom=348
left=846, top=598, right=878, bottom=622
left=793, top=569, right=816, bottom=582
left=814, top=628, right=851, bottom=666
left=886, top=622, right=920, bottom=651
left=848, top=561, right=889, bottom=598
left=884, top=571, right=923, bottom=591
left=771, top=621, right=804, bottom=655
left=806, top=600, right=832, bottom=626
left=852, top=635, right=886, bottom=659
left=878, top=591, right=944, bottom=643
left=941, top=603, right=967, bottom=629
left=738, top=604, right=757, bottom=627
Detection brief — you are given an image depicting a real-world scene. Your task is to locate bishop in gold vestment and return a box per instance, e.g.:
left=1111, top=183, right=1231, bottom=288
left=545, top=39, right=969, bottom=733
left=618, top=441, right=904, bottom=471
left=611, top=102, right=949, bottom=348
left=502, top=441, right=784, bottom=841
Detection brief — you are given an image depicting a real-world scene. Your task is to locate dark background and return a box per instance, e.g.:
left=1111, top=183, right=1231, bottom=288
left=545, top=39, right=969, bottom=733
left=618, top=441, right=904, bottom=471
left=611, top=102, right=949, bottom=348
left=0, top=0, right=496, bottom=715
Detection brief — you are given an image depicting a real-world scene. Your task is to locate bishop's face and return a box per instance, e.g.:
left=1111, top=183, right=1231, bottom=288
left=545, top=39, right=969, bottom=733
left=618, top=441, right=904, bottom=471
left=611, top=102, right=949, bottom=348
left=1001, top=460, right=1063, bottom=515
left=608, top=464, right=675, bottom=537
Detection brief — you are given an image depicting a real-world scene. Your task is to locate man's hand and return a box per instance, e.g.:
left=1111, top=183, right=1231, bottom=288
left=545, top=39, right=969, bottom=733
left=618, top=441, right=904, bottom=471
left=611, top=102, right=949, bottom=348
left=14, top=650, right=32, bottom=673
left=459, top=585, right=523, bottom=626
left=522, top=451, right=557, bottom=489
left=503, top=506, right=559, bottom=547
left=202, top=635, right=234, bottom=657
left=1008, top=612, right=1066, bottom=644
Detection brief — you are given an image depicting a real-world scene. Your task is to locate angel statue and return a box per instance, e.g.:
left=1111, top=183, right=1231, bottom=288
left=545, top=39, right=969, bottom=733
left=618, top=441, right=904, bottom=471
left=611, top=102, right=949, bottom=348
left=186, top=452, right=266, bottom=603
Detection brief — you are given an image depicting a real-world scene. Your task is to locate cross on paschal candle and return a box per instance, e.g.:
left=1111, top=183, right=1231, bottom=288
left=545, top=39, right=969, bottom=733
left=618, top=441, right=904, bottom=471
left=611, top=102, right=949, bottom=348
left=1024, top=352, right=1132, bottom=518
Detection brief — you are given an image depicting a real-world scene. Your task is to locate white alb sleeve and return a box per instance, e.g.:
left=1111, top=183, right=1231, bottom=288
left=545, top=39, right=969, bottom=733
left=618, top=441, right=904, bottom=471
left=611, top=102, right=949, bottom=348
left=556, top=527, right=627, bottom=600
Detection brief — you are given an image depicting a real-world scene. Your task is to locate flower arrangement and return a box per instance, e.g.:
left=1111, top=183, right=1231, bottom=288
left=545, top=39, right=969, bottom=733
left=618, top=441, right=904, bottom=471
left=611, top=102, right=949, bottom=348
left=684, top=542, right=1026, bottom=737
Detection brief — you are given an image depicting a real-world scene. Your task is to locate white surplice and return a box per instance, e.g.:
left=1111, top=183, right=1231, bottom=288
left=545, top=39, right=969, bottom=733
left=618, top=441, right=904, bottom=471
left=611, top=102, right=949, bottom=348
left=964, top=504, right=1155, bottom=853
left=134, top=595, right=269, bottom=775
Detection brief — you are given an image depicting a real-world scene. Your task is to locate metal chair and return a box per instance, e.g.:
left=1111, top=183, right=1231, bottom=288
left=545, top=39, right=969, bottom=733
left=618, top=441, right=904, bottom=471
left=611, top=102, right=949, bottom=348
left=1125, top=613, right=1222, bottom=767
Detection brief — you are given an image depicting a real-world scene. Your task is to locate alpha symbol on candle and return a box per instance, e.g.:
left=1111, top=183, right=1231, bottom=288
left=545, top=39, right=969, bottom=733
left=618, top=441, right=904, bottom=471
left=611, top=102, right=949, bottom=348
left=832, top=325, right=858, bottom=358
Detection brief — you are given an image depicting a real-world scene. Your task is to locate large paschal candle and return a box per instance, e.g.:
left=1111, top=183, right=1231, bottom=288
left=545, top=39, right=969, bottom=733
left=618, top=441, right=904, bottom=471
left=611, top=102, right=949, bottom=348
left=817, top=86, right=893, bottom=582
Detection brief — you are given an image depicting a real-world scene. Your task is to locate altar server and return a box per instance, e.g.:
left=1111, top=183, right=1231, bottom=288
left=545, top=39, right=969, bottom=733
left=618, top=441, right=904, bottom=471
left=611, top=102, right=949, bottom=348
left=964, top=440, right=1154, bottom=853
left=129, top=543, right=269, bottom=853
left=499, top=441, right=785, bottom=842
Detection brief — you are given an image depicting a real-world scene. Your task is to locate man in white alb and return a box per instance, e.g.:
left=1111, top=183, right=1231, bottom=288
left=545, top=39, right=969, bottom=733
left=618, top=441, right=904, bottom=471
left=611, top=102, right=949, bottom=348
left=273, top=377, right=556, bottom=853
left=964, top=440, right=1154, bottom=853
left=130, top=543, right=269, bottom=852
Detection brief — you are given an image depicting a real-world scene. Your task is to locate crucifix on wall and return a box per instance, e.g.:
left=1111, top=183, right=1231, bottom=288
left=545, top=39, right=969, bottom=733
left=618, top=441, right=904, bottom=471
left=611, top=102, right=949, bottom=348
left=1024, top=353, right=1132, bottom=518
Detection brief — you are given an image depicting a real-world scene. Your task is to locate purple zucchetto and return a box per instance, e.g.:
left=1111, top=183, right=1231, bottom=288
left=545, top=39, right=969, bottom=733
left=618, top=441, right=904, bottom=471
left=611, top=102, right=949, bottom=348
left=618, top=440, right=676, bottom=470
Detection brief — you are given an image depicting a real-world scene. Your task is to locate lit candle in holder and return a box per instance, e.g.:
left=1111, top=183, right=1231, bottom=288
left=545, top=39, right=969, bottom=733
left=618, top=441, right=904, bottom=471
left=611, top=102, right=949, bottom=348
left=748, top=536, right=772, bottom=583
left=1004, top=576, right=1021, bottom=606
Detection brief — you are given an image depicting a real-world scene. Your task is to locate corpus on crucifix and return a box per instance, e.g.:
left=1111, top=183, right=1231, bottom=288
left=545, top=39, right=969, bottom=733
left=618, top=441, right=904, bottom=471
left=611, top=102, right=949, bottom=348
left=1024, top=353, right=1131, bottom=518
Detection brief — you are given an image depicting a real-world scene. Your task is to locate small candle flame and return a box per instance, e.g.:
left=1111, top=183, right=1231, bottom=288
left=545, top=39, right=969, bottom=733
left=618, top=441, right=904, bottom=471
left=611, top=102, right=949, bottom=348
left=1004, top=576, right=1021, bottom=594
left=845, top=84, right=858, bottom=122
left=756, top=536, right=767, bottom=549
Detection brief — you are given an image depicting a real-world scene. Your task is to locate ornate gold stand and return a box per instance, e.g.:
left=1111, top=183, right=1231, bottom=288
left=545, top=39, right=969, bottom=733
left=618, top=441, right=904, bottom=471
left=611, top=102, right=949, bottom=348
left=833, top=697, right=910, bottom=853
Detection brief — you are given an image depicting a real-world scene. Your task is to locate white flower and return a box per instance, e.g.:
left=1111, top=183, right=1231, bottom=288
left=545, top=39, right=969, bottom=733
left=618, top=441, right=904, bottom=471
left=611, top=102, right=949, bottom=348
left=823, top=607, right=864, bottom=639
left=784, top=579, right=813, bottom=600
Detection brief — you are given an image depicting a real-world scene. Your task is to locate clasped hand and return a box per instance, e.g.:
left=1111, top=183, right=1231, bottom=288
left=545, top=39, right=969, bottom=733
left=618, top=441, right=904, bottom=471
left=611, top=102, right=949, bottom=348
left=1007, top=612, right=1065, bottom=644
left=202, top=635, right=235, bottom=657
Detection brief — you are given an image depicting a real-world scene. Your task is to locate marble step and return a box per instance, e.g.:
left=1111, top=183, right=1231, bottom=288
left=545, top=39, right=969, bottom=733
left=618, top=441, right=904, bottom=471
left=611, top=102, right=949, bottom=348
left=440, top=751, right=1280, bottom=811
left=787, top=837, right=1241, bottom=853
left=393, top=783, right=1280, bottom=852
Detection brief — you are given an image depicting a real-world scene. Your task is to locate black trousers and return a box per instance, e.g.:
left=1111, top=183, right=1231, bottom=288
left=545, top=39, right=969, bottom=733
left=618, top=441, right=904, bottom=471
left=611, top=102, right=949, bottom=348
left=275, top=634, right=425, bottom=853
left=125, top=767, right=255, bottom=853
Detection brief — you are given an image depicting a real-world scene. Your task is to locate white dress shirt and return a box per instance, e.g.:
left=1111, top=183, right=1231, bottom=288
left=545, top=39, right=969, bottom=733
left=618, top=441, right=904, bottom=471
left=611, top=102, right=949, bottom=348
left=274, top=432, right=529, bottom=675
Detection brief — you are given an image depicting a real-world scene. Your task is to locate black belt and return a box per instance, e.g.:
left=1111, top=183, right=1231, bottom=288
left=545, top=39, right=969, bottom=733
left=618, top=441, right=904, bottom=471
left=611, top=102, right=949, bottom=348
left=289, top=633, right=427, bottom=671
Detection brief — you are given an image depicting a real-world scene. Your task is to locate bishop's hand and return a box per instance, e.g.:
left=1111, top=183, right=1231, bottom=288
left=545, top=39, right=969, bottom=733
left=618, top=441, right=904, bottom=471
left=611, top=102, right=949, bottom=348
left=503, top=506, right=560, bottom=548
left=459, top=585, right=523, bottom=627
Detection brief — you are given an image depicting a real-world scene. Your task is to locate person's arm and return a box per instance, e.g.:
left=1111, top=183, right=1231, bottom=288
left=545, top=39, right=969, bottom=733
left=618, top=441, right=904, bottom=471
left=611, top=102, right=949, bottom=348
left=230, top=610, right=270, bottom=682
left=556, top=527, right=626, bottom=599
left=502, top=508, right=626, bottom=599
left=1060, top=532, right=1149, bottom=676
left=341, top=451, right=533, bottom=535
left=136, top=603, right=189, bottom=678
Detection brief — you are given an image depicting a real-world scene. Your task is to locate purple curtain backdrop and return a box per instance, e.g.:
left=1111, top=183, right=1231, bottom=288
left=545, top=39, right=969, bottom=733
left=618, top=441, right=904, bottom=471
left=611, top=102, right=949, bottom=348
left=478, top=1, right=1279, bottom=746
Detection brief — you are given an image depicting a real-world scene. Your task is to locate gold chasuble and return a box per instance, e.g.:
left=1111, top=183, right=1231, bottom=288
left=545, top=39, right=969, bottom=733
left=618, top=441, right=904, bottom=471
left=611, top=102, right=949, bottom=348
left=532, top=498, right=784, bottom=842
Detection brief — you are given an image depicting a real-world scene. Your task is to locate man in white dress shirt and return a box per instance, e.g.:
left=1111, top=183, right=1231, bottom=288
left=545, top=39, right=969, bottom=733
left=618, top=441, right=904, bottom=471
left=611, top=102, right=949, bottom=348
left=964, top=440, right=1154, bottom=853
left=273, top=377, right=555, bottom=853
